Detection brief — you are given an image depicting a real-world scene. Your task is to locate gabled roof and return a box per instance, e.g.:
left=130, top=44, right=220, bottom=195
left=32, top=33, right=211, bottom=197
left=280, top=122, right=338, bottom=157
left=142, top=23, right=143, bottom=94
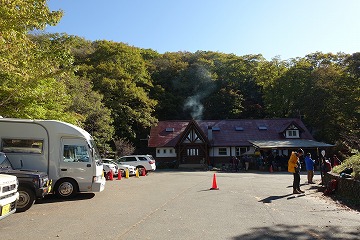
left=148, top=118, right=318, bottom=148
left=148, top=120, right=189, bottom=147
left=175, top=120, right=209, bottom=146
left=278, top=120, right=304, bottom=133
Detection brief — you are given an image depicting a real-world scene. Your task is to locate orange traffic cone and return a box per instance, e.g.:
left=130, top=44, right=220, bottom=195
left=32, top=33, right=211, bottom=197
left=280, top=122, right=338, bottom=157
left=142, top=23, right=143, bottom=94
left=141, top=168, right=146, bottom=176
left=210, top=173, right=219, bottom=190
left=117, top=170, right=122, bottom=180
left=108, top=170, right=114, bottom=180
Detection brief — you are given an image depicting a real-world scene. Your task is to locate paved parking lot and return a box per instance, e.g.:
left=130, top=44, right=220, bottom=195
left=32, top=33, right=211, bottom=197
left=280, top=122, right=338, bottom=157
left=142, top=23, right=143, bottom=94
left=1, top=170, right=359, bottom=240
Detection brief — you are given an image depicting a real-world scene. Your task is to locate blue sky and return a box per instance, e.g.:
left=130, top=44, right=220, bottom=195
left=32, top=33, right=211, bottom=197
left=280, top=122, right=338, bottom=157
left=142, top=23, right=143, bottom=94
left=46, top=0, right=359, bottom=60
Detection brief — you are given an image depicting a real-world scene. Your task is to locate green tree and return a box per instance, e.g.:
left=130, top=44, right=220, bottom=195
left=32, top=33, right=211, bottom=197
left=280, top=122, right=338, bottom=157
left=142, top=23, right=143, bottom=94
left=263, top=58, right=313, bottom=118
left=0, top=2, right=78, bottom=121
left=262, top=52, right=359, bottom=149
left=76, top=40, right=157, bottom=140
left=212, top=53, right=265, bottom=118
left=147, top=51, right=192, bottom=120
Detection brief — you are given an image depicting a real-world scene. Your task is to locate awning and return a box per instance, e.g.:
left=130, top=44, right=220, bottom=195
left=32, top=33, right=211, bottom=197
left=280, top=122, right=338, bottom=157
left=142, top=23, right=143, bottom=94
left=249, top=139, right=334, bottom=149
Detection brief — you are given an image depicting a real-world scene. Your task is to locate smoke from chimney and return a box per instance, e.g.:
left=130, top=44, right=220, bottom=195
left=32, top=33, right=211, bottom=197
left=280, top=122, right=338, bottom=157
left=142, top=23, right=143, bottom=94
left=183, top=66, right=216, bottom=119
left=184, top=95, right=203, bottom=120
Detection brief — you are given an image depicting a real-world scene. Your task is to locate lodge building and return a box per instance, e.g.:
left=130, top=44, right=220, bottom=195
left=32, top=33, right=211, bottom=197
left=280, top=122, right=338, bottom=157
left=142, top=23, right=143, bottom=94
left=148, top=119, right=333, bottom=168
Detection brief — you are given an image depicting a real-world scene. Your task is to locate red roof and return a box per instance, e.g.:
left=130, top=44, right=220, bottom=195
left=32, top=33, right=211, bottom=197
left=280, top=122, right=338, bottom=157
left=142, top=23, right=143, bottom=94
left=148, top=118, right=314, bottom=147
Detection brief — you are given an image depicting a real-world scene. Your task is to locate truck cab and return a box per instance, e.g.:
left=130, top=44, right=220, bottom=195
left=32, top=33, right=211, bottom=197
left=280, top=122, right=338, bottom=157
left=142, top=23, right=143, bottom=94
left=0, top=118, right=105, bottom=199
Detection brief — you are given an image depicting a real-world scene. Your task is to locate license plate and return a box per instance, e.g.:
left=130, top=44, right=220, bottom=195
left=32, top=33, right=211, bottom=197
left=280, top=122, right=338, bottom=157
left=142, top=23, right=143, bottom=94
left=1, top=204, right=11, bottom=216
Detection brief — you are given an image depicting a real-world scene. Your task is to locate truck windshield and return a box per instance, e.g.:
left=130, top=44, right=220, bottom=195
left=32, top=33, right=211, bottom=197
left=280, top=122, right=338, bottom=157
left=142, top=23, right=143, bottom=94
left=0, top=152, right=14, bottom=169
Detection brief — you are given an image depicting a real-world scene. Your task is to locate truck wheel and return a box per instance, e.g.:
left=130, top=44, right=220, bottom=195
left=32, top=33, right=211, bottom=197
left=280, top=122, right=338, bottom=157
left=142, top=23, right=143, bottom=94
left=16, top=187, right=36, bottom=212
left=55, top=179, right=78, bottom=198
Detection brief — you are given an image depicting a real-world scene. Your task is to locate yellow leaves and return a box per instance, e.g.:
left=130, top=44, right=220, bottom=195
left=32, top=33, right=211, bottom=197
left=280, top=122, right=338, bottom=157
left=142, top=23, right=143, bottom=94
left=0, top=0, right=63, bottom=31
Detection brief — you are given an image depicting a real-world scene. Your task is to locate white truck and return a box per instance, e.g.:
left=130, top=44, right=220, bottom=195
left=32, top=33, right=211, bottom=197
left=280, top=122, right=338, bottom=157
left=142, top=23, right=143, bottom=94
left=0, top=174, right=19, bottom=220
left=0, top=118, right=106, bottom=198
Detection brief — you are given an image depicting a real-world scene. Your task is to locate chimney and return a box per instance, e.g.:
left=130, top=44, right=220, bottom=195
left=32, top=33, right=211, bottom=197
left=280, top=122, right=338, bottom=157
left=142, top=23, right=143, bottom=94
left=208, top=126, right=213, bottom=141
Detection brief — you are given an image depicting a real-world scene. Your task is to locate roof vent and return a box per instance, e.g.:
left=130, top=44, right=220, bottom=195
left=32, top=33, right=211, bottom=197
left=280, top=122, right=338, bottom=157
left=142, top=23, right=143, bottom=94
left=258, top=126, right=267, bottom=130
left=165, top=127, right=174, bottom=132
left=212, top=127, right=220, bottom=131
left=235, top=127, right=244, bottom=131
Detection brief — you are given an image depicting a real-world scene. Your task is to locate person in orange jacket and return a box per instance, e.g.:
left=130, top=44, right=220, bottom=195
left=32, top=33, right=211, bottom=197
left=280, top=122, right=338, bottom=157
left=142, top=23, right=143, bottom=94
left=288, top=148, right=304, bottom=194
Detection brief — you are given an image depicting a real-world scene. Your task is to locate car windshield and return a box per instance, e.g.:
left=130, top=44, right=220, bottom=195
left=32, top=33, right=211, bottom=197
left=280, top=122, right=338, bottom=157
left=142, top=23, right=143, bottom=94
left=0, top=152, right=14, bottom=169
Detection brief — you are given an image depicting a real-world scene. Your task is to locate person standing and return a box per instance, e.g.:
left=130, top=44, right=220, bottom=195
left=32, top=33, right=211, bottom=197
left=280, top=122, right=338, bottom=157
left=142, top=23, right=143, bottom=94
left=244, top=155, right=250, bottom=171
left=232, top=156, right=239, bottom=172
left=288, top=148, right=304, bottom=194
left=304, top=153, right=315, bottom=184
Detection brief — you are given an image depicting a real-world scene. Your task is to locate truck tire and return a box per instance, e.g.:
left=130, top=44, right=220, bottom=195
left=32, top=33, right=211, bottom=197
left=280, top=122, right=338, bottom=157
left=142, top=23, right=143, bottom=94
left=55, top=179, right=78, bottom=198
left=16, top=186, right=36, bottom=212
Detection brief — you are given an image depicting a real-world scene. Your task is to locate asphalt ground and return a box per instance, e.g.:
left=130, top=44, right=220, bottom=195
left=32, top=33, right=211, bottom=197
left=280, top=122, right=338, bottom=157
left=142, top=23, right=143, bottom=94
left=0, top=170, right=359, bottom=240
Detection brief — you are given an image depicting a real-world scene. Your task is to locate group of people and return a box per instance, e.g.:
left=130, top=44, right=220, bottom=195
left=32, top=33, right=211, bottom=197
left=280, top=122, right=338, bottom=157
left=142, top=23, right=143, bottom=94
left=288, top=148, right=341, bottom=194
left=229, top=155, right=250, bottom=172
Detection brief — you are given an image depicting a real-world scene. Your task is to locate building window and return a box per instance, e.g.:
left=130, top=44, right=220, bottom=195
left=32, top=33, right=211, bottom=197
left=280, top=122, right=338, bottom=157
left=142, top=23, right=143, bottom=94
left=170, top=149, right=173, bottom=154
left=157, top=149, right=160, bottom=154
left=235, top=147, right=249, bottom=156
left=184, top=129, right=202, bottom=143
left=286, top=130, right=299, bottom=138
left=187, top=148, right=198, bottom=156
left=218, top=148, right=227, bottom=155
left=163, top=149, right=167, bottom=154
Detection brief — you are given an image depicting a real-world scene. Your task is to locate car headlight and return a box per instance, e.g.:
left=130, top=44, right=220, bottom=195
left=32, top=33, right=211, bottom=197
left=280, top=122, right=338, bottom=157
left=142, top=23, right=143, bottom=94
left=39, top=177, right=50, bottom=188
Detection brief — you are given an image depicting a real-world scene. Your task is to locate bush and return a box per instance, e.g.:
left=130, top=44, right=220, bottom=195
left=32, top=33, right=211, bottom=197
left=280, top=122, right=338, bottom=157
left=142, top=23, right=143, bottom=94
left=113, top=137, right=135, bottom=157
left=332, top=154, right=360, bottom=180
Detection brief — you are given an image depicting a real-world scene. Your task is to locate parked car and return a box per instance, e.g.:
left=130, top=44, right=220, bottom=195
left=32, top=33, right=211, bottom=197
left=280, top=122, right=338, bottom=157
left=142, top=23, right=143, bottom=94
left=0, top=152, right=51, bottom=212
left=0, top=173, right=18, bottom=220
left=116, top=155, right=156, bottom=174
left=118, top=163, right=136, bottom=177
left=102, top=159, right=119, bottom=177
left=102, top=159, right=136, bottom=177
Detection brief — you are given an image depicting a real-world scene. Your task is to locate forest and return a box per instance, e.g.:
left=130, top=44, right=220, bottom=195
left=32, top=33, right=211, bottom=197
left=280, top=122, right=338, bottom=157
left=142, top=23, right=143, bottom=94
left=1, top=1, right=359, bottom=157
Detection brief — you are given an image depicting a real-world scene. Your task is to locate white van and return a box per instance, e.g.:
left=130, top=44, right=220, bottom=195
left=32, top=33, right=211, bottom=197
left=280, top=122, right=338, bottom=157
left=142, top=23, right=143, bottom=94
left=0, top=174, right=19, bottom=220
left=0, top=118, right=106, bottom=198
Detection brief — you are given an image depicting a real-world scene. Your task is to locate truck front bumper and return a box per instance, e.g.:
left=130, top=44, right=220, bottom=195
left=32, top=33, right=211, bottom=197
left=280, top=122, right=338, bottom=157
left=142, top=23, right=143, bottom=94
left=91, top=176, right=106, bottom=192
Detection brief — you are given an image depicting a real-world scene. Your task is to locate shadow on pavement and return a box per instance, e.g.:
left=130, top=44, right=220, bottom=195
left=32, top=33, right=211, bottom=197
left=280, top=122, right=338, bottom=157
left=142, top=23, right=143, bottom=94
left=35, top=193, right=95, bottom=205
left=258, top=194, right=294, bottom=203
left=232, top=224, right=359, bottom=240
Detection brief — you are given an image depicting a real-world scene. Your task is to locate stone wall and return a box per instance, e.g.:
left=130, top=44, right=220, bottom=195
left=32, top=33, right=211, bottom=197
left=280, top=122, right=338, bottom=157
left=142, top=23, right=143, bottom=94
left=324, top=172, right=360, bottom=202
